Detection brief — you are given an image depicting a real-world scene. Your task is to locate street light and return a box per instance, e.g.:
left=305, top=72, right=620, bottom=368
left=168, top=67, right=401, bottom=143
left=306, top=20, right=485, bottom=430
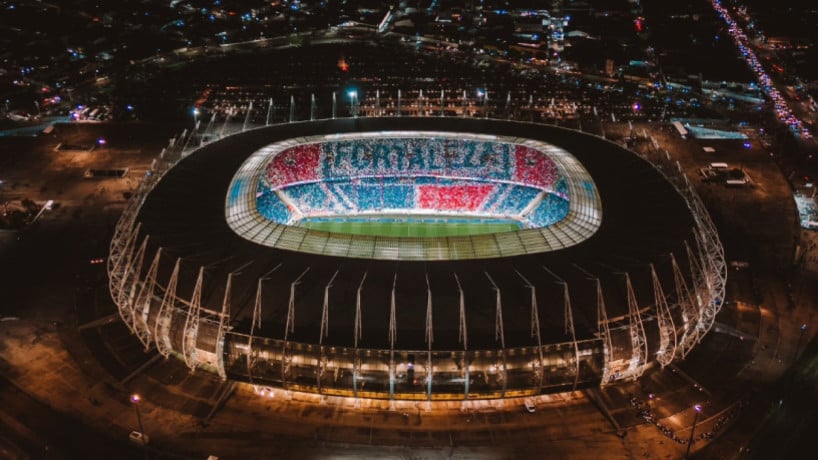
left=684, top=403, right=703, bottom=459
left=794, top=323, right=808, bottom=362
left=476, top=89, right=488, bottom=117
left=130, top=393, right=148, bottom=457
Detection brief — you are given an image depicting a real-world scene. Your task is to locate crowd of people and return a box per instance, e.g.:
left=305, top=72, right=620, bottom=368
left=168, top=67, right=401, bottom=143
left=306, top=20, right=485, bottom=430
left=527, top=193, right=571, bottom=227
left=256, top=184, right=293, bottom=224
left=264, top=138, right=561, bottom=189
left=257, top=176, right=570, bottom=228
left=256, top=137, right=570, bottom=227
left=628, top=393, right=749, bottom=446
left=417, top=184, right=495, bottom=211
left=265, top=143, right=322, bottom=187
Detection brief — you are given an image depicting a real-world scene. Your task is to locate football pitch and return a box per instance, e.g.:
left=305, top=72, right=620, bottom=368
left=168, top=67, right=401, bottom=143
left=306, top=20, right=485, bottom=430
left=299, top=216, right=522, bottom=238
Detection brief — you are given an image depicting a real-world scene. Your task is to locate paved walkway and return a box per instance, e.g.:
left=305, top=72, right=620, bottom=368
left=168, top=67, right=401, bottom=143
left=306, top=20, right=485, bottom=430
left=0, top=317, right=708, bottom=459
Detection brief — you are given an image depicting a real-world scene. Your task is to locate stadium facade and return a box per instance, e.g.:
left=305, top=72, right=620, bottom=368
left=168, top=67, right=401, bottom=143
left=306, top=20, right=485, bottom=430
left=109, top=117, right=726, bottom=401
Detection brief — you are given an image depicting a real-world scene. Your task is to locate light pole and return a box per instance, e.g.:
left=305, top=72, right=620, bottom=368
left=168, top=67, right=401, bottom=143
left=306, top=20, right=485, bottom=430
left=476, top=89, right=487, bottom=118
left=684, top=403, right=703, bottom=459
left=130, top=393, right=148, bottom=458
left=794, top=323, right=807, bottom=361
left=348, top=90, right=358, bottom=117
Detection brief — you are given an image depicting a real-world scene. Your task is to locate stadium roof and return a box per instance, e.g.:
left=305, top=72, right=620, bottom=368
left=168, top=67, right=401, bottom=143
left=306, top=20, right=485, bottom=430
left=136, top=117, right=697, bottom=351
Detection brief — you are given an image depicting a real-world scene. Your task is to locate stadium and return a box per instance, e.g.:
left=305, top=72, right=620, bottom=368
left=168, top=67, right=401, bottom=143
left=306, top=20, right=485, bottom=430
left=108, top=117, right=725, bottom=401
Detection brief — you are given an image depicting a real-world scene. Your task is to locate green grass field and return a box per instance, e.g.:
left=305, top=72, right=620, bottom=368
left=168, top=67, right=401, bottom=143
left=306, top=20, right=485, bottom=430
left=299, top=216, right=522, bottom=238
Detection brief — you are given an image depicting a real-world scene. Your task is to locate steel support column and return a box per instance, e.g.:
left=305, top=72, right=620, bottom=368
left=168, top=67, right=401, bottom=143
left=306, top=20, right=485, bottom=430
left=651, top=264, right=677, bottom=368
left=425, top=273, right=433, bottom=407
left=484, top=272, right=506, bottom=398
left=353, top=272, right=367, bottom=401
left=454, top=273, right=469, bottom=404
left=182, top=266, right=204, bottom=371
left=672, top=252, right=699, bottom=359
left=155, top=258, right=181, bottom=358
left=317, top=270, right=338, bottom=394
left=282, top=267, right=310, bottom=392
left=214, top=271, right=237, bottom=381
left=624, top=273, right=649, bottom=379
left=133, top=247, right=161, bottom=350
left=389, top=273, right=397, bottom=406
left=516, top=270, right=544, bottom=393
